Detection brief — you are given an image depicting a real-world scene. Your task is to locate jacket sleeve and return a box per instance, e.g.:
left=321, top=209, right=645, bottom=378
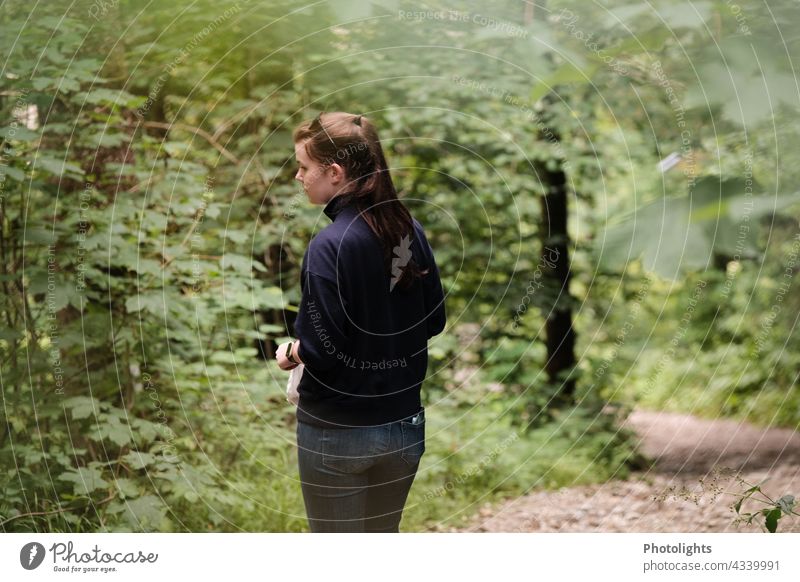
left=293, top=270, right=350, bottom=371
left=415, top=223, right=447, bottom=339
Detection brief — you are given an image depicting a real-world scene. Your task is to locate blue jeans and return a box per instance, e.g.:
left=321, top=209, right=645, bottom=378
left=296, top=409, right=425, bottom=532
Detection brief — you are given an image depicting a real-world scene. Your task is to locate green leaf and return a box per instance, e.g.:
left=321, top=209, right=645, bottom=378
left=32, top=77, right=52, bottom=90
left=1, top=166, right=27, bottom=181
left=120, top=495, right=168, bottom=530
left=105, top=423, right=133, bottom=447
left=764, top=507, right=781, bottom=533
left=255, top=286, right=286, bottom=310
left=23, top=227, right=55, bottom=245
left=112, top=478, right=140, bottom=499
left=220, top=253, right=253, bottom=272
left=224, top=230, right=250, bottom=244
left=689, top=176, right=758, bottom=223
left=36, top=156, right=84, bottom=179
left=131, top=418, right=163, bottom=444
left=703, top=214, right=760, bottom=259
left=63, top=396, right=100, bottom=420
left=79, top=88, right=143, bottom=108
left=122, top=451, right=156, bottom=471
left=685, top=40, right=799, bottom=128
left=209, top=351, right=238, bottom=364
left=86, top=132, right=129, bottom=148
left=125, top=293, right=166, bottom=315
left=90, top=416, right=134, bottom=448
left=58, top=467, right=108, bottom=496
left=0, top=126, right=39, bottom=141
left=60, top=77, right=80, bottom=92
left=729, top=191, right=800, bottom=222
left=596, top=197, right=713, bottom=278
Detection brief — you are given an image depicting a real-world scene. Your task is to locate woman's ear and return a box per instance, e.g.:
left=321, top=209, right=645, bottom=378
left=328, top=162, right=345, bottom=184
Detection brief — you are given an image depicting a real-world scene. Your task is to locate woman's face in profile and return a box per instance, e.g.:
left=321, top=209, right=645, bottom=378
left=294, top=140, right=339, bottom=205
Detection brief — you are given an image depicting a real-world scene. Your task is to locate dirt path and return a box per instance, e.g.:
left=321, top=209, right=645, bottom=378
left=459, top=409, right=800, bottom=532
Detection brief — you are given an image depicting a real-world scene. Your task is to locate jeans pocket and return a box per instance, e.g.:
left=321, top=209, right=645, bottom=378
left=321, top=427, right=376, bottom=473
left=400, top=419, right=425, bottom=466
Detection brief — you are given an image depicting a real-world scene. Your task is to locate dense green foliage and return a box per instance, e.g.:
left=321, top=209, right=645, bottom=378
left=1, top=0, right=798, bottom=532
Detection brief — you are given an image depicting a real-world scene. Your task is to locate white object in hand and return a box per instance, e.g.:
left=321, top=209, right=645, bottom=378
left=286, top=364, right=304, bottom=405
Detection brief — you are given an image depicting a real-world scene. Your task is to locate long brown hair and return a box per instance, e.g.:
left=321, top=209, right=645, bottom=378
left=293, top=111, right=424, bottom=291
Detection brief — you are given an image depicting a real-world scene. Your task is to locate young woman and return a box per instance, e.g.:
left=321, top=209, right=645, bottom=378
left=274, top=111, right=447, bottom=532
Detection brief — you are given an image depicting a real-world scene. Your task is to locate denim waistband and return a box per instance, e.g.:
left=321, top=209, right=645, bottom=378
left=298, top=406, right=424, bottom=430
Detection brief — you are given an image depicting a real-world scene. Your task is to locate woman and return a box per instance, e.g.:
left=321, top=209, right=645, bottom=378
left=275, top=111, right=447, bottom=532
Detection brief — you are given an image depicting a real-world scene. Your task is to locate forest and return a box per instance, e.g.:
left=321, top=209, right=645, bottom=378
left=1, top=0, right=799, bottom=533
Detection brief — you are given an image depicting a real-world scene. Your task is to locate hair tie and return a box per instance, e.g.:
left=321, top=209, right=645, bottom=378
left=353, top=115, right=362, bottom=126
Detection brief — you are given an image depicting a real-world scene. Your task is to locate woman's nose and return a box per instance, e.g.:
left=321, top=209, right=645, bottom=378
left=295, top=170, right=302, bottom=182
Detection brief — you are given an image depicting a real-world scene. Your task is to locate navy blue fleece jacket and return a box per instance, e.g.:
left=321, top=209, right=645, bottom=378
left=293, top=194, right=447, bottom=428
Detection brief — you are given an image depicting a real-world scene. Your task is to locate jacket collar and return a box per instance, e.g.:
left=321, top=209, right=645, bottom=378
left=323, top=194, right=354, bottom=221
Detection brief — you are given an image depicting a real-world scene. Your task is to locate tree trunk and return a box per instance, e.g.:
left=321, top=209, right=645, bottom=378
left=534, top=159, right=577, bottom=403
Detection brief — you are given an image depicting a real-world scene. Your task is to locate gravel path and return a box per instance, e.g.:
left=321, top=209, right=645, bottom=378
left=460, top=409, right=800, bottom=532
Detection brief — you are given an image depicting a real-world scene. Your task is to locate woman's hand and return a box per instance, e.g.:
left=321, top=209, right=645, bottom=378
left=275, top=340, right=302, bottom=371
